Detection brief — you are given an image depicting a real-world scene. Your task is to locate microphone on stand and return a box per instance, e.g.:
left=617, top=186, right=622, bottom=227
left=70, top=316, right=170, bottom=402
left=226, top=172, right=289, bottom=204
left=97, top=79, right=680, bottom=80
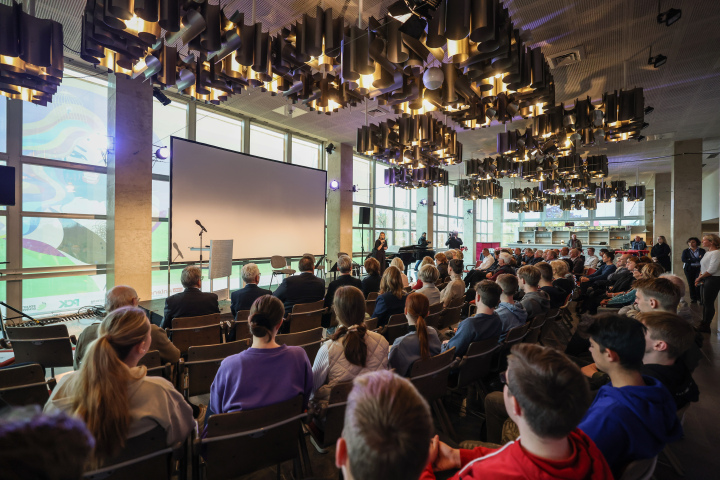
left=172, top=242, right=184, bottom=259
left=195, top=219, right=207, bottom=232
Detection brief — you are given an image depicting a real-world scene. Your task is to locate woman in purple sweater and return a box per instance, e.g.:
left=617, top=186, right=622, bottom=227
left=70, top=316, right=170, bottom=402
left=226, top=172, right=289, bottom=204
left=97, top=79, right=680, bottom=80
left=209, top=295, right=313, bottom=415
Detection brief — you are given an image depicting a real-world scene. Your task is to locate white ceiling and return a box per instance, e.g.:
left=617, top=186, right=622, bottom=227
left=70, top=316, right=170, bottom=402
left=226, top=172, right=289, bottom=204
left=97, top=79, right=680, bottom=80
left=6, top=0, right=720, bottom=181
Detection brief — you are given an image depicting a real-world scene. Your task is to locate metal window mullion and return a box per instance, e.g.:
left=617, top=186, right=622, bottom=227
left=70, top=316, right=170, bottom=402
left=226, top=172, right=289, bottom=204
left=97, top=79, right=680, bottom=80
left=20, top=155, right=108, bottom=174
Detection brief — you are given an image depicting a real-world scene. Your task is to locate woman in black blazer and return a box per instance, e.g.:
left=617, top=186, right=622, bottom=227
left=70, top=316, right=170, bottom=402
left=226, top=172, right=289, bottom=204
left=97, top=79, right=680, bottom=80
left=681, top=237, right=705, bottom=303
left=372, top=232, right=388, bottom=274
left=651, top=236, right=672, bottom=272
left=372, top=266, right=407, bottom=326
left=361, top=257, right=382, bottom=298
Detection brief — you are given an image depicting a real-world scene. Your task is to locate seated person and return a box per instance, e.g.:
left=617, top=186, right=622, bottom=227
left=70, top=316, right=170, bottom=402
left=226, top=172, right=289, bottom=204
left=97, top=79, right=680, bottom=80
left=536, top=262, right=567, bottom=309
left=412, top=257, right=435, bottom=290
left=390, top=257, right=410, bottom=287
left=443, top=281, right=502, bottom=357
left=423, top=344, right=612, bottom=480
left=529, top=249, right=544, bottom=265
left=568, top=248, right=585, bottom=275
left=435, top=252, right=450, bottom=282
left=440, top=259, right=466, bottom=307
left=521, top=248, right=534, bottom=266
left=494, top=274, right=528, bottom=334
left=230, top=263, right=271, bottom=318
left=578, top=251, right=617, bottom=295
left=599, top=263, right=664, bottom=311
left=373, top=266, right=408, bottom=327
left=389, top=293, right=442, bottom=376
left=577, top=314, right=683, bottom=477
left=209, top=295, right=313, bottom=414
left=486, top=252, right=514, bottom=281
left=273, top=254, right=326, bottom=316
left=517, top=266, right=551, bottom=319
left=416, top=264, right=442, bottom=306
left=361, top=257, right=382, bottom=298
left=75, top=285, right=180, bottom=369
left=584, top=248, right=600, bottom=270
left=550, top=260, right=575, bottom=295
left=336, top=371, right=433, bottom=480
left=162, top=265, right=220, bottom=329
left=45, top=307, right=194, bottom=465
left=324, top=255, right=363, bottom=326
left=312, top=286, right=389, bottom=403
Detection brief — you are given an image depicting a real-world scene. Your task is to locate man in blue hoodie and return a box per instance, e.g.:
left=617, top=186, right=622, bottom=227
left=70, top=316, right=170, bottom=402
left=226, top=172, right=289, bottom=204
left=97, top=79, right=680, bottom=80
left=495, top=274, right=528, bottom=334
left=442, top=280, right=502, bottom=357
left=578, top=313, right=682, bottom=477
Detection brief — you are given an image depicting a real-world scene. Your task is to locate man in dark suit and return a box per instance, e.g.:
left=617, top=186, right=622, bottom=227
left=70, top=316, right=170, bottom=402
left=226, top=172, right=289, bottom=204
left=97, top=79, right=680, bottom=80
left=230, top=263, right=272, bottom=318
left=273, top=254, right=326, bottom=315
left=323, top=255, right=362, bottom=327
left=162, top=265, right=220, bottom=329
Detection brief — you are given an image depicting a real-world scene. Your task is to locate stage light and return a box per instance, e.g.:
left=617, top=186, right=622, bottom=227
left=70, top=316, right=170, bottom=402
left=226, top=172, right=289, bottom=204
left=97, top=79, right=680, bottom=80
left=153, top=87, right=172, bottom=106
left=388, top=0, right=413, bottom=23
left=644, top=106, right=654, bottom=115
left=326, top=143, right=336, bottom=155
left=657, top=7, right=681, bottom=26
left=648, top=47, right=667, bottom=68
left=419, top=198, right=428, bottom=206
left=351, top=185, right=359, bottom=193
left=329, top=180, right=340, bottom=190
left=155, top=146, right=169, bottom=159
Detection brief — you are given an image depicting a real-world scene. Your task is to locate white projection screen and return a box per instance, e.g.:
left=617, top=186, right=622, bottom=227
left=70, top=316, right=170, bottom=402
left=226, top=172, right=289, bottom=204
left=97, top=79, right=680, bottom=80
left=170, top=137, right=327, bottom=263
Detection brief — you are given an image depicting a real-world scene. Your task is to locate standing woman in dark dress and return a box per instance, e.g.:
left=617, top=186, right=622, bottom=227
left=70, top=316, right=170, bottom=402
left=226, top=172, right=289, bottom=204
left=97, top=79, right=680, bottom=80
left=681, top=237, right=705, bottom=304
left=651, top=236, right=672, bottom=272
left=373, top=232, right=388, bottom=273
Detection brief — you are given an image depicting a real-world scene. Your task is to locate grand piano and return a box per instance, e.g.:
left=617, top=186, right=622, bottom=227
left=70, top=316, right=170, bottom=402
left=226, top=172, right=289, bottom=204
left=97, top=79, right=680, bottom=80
left=386, top=245, right=435, bottom=274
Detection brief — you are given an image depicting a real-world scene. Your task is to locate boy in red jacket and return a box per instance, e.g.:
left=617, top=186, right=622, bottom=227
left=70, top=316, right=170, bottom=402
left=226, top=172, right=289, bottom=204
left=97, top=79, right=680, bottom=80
left=422, top=344, right=613, bottom=480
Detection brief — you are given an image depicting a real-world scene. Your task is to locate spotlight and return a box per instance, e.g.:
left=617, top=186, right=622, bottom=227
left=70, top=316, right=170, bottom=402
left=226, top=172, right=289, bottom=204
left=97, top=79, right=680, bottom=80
left=466, top=209, right=473, bottom=215
left=636, top=135, right=646, bottom=142
left=326, top=143, right=336, bottom=155
left=419, top=198, right=428, bottom=206
left=657, top=7, right=681, bottom=27
left=152, top=87, right=171, bottom=106
left=388, top=0, right=413, bottom=23
left=351, top=185, right=359, bottom=193
left=329, top=179, right=340, bottom=190
left=648, top=47, right=667, bottom=68
left=641, top=122, right=650, bottom=130
left=155, top=146, right=169, bottom=159
left=644, top=106, right=654, bottom=115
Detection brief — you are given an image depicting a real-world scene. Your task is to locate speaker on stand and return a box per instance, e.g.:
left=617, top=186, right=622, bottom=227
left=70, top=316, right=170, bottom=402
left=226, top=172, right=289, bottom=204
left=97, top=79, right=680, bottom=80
left=359, top=207, right=371, bottom=274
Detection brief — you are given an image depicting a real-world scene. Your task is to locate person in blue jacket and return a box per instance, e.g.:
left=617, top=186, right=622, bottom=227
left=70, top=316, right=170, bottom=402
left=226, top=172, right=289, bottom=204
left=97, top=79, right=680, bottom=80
left=579, top=250, right=617, bottom=295
left=578, top=314, right=682, bottom=478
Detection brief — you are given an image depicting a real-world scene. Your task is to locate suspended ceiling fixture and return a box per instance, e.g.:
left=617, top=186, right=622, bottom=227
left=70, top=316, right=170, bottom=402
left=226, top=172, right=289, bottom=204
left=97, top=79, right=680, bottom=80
left=383, top=165, right=449, bottom=189
left=0, top=1, right=64, bottom=105
left=357, top=112, right=462, bottom=167
left=454, top=178, right=503, bottom=201
left=79, top=0, right=555, bottom=114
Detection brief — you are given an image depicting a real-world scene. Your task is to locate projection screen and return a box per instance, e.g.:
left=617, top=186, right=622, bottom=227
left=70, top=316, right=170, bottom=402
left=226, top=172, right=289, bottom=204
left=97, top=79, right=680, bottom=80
left=170, top=137, right=327, bottom=263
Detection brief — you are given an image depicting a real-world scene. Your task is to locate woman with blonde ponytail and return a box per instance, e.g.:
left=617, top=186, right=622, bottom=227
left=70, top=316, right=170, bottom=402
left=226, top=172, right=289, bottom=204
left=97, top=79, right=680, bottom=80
left=388, top=293, right=442, bottom=376
left=311, top=286, right=388, bottom=402
left=44, top=306, right=193, bottom=465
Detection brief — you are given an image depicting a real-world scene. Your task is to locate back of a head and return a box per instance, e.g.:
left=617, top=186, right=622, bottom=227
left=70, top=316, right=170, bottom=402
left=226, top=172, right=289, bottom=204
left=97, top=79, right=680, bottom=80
left=434, top=252, right=447, bottom=264
left=418, top=264, right=439, bottom=284
left=249, top=295, right=285, bottom=340
left=0, top=406, right=95, bottom=480
left=475, top=280, right=502, bottom=309
left=342, top=371, right=432, bottom=480
left=641, top=263, right=665, bottom=279
left=635, top=277, right=681, bottom=311
left=518, top=265, right=541, bottom=287
left=660, top=273, right=686, bottom=298
left=507, top=344, right=591, bottom=439
left=105, top=285, right=138, bottom=312
left=241, top=263, right=261, bottom=284
left=534, top=262, right=553, bottom=282
left=636, top=311, right=694, bottom=360
left=333, top=286, right=369, bottom=367
left=390, top=256, right=405, bottom=272
left=299, top=255, right=315, bottom=272
left=421, top=256, right=434, bottom=267
left=445, top=250, right=455, bottom=260
left=448, top=259, right=464, bottom=275
left=181, top=265, right=202, bottom=288
left=364, top=257, right=380, bottom=275
left=550, top=260, right=569, bottom=278
left=380, top=266, right=404, bottom=298
left=585, top=314, right=646, bottom=371
left=78, top=306, right=150, bottom=460
left=406, top=293, right=431, bottom=359
left=496, top=273, right=518, bottom=296
left=499, top=252, right=512, bottom=265
left=338, top=255, right=353, bottom=274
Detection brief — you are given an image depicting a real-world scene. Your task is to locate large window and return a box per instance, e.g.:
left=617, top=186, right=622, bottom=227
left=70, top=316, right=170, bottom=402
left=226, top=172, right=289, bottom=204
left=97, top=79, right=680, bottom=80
left=434, top=186, right=463, bottom=248
left=291, top=137, right=321, bottom=168
left=476, top=198, right=493, bottom=242
left=152, top=101, right=187, bottom=175
left=249, top=124, right=284, bottom=161
left=196, top=108, right=243, bottom=152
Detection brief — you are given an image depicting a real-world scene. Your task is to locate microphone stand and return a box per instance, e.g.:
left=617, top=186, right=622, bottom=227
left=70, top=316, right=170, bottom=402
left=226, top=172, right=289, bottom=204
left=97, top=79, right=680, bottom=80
left=0, top=301, right=40, bottom=340
left=198, top=226, right=204, bottom=270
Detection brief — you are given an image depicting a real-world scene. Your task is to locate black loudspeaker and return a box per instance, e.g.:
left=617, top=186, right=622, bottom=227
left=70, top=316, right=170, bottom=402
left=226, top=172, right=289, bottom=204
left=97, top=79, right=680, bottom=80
left=0, top=165, right=15, bottom=206
left=359, top=206, right=371, bottom=225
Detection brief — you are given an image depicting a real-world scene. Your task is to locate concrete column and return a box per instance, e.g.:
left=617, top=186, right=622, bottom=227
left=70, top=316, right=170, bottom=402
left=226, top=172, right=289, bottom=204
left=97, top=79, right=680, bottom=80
left=106, top=74, right=153, bottom=298
left=654, top=173, right=671, bottom=252
left=671, top=139, right=703, bottom=275
left=326, top=143, right=353, bottom=259
left=644, top=189, right=654, bottom=244
left=463, top=200, right=476, bottom=264
left=4, top=100, right=22, bottom=311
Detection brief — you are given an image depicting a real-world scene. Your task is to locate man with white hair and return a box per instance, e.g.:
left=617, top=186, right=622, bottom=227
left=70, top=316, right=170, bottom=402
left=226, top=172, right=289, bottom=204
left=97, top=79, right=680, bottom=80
left=74, top=285, right=180, bottom=368
left=486, top=252, right=514, bottom=281
left=230, top=263, right=271, bottom=317
left=324, top=255, right=362, bottom=327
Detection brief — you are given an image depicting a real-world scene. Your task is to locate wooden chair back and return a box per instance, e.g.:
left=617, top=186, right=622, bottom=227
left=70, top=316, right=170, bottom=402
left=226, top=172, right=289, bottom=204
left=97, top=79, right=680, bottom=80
left=181, top=340, right=251, bottom=399
left=0, top=363, right=55, bottom=406
left=365, top=299, right=377, bottom=317
left=169, top=324, right=224, bottom=355
left=367, top=291, right=379, bottom=301
left=235, top=310, right=250, bottom=321
left=364, top=317, right=379, bottom=331
left=7, top=325, right=74, bottom=371
left=172, top=314, right=221, bottom=329
left=383, top=323, right=409, bottom=345
left=454, top=338, right=501, bottom=389
left=440, top=305, right=463, bottom=330
left=276, top=327, right=324, bottom=364
left=428, top=302, right=443, bottom=315
left=285, top=310, right=323, bottom=333
left=311, top=381, right=353, bottom=449
left=424, top=311, right=443, bottom=329
left=292, top=300, right=324, bottom=314
left=409, top=348, right=456, bottom=403
left=387, top=313, right=406, bottom=326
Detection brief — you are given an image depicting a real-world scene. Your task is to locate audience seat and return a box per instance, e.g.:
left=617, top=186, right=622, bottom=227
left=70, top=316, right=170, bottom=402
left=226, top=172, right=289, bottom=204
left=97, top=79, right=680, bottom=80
left=138, top=350, right=172, bottom=381
left=180, top=340, right=251, bottom=401
left=440, top=304, right=464, bottom=330
left=428, top=302, right=443, bottom=315
left=364, top=317, right=378, bottom=331
left=523, top=314, right=547, bottom=344
left=307, top=381, right=353, bottom=450
left=365, top=299, right=377, bottom=317
left=424, top=311, right=443, bottom=330
left=496, top=323, right=530, bottom=371
left=276, top=327, right=323, bottom=364
left=270, top=256, right=296, bottom=288
left=446, top=296, right=465, bottom=309
left=0, top=363, right=56, bottom=407
left=229, top=321, right=251, bottom=341
left=235, top=310, right=250, bottom=321
left=383, top=323, right=409, bottom=345
left=6, top=324, right=76, bottom=378
left=285, top=310, right=324, bottom=334
left=409, top=347, right=458, bottom=442
left=168, top=323, right=225, bottom=356
left=292, top=300, right=325, bottom=314
left=618, top=456, right=658, bottom=480
left=195, top=395, right=308, bottom=480
left=83, top=424, right=185, bottom=480
left=366, top=291, right=379, bottom=301
left=451, top=337, right=502, bottom=403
